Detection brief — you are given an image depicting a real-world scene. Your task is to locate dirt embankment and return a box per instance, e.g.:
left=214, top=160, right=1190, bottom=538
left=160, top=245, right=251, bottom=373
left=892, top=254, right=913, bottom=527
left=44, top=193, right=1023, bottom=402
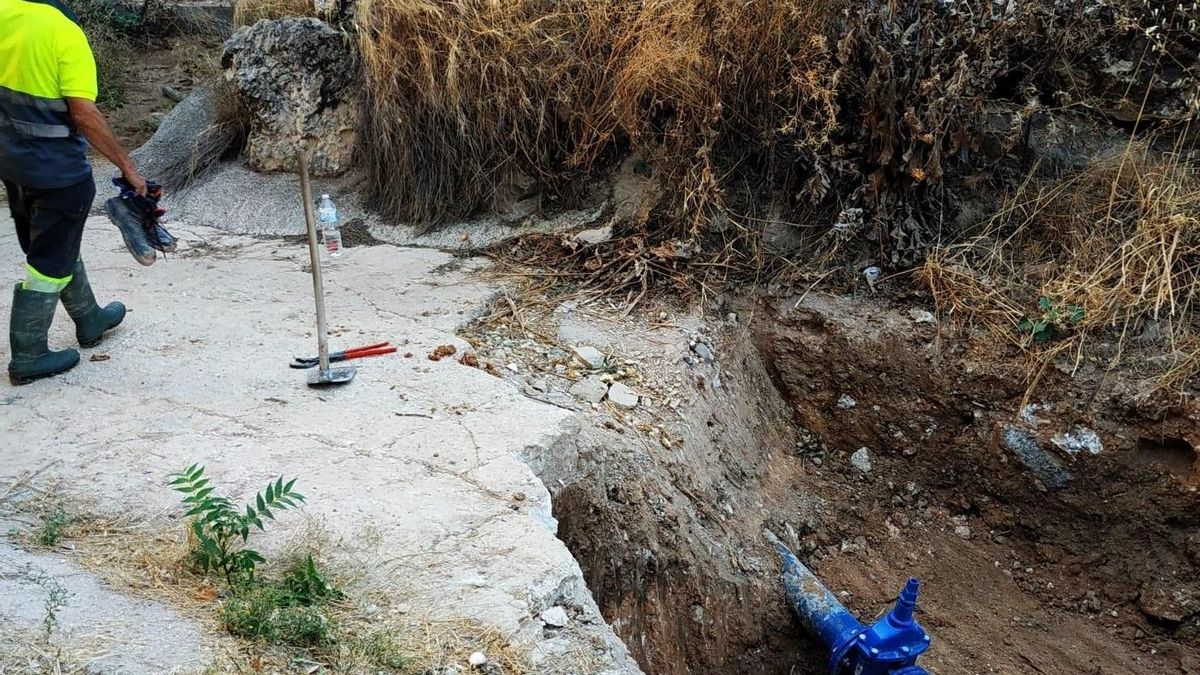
left=537, top=293, right=1199, bottom=674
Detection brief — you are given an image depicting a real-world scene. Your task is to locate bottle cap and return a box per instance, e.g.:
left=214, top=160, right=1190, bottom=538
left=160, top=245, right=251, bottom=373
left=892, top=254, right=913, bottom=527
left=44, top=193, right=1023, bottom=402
left=321, top=194, right=330, bottom=199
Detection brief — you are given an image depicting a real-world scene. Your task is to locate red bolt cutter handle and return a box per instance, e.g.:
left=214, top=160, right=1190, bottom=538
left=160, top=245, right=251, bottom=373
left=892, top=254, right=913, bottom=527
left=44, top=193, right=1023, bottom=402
left=290, top=341, right=395, bottom=368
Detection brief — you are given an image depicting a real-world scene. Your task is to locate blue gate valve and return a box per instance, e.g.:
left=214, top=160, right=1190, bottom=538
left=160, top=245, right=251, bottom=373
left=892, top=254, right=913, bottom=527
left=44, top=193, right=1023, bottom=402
left=766, top=531, right=932, bottom=674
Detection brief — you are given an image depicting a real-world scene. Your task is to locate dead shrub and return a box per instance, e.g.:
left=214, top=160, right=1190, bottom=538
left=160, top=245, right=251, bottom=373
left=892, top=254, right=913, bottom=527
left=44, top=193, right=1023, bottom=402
left=354, top=0, right=842, bottom=230
left=233, top=0, right=315, bottom=26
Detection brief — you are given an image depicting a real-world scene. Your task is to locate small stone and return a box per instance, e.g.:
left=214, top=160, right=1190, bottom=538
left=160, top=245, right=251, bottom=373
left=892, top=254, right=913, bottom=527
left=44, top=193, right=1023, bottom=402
left=540, top=606, right=569, bottom=627
left=569, top=377, right=608, bottom=404
left=572, top=346, right=607, bottom=369
left=850, top=447, right=872, bottom=474
left=530, top=379, right=549, bottom=393
left=908, top=308, right=936, bottom=324
left=693, top=342, right=716, bottom=363
left=574, top=224, right=613, bottom=245
left=1002, top=425, right=1070, bottom=489
left=469, top=652, right=488, bottom=668
left=1051, top=425, right=1103, bottom=456
left=837, top=394, right=857, bottom=410
left=862, top=266, right=882, bottom=289
left=607, top=382, right=639, bottom=410
left=954, top=524, right=972, bottom=540
left=506, top=363, right=520, bottom=373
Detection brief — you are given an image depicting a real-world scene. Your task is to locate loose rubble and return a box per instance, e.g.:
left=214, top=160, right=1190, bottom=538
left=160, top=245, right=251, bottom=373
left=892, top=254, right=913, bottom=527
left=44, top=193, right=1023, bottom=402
left=573, top=345, right=608, bottom=370
left=570, top=377, right=608, bottom=404
left=607, top=382, right=640, bottom=410
left=541, top=606, right=569, bottom=628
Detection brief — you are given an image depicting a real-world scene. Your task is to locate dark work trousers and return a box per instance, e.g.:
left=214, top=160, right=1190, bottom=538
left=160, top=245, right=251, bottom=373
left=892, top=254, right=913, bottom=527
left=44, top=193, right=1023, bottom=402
left=4, top=176, right=95, bottom=279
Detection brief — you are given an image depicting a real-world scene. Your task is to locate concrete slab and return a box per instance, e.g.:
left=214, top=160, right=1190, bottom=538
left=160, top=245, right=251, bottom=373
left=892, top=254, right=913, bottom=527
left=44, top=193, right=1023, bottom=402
left=0, top=214, right=640, bottom=673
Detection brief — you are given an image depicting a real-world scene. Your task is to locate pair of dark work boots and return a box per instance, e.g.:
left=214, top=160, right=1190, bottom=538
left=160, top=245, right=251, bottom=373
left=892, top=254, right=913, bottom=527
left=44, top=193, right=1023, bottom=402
left=8, top=259, right=125, bottom=385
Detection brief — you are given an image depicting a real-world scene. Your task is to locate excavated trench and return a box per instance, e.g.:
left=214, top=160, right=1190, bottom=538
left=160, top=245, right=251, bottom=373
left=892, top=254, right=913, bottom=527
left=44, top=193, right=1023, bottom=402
left=545, top=294, right=1200, bottom=674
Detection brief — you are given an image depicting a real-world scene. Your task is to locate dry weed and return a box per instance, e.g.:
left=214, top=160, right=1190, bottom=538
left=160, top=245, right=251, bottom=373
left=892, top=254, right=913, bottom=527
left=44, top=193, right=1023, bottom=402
left=233, top=0, right=315, bottom=26
left=920, top=139, right=1200, bottom=401
left=354, top=0, right=841, bottom=230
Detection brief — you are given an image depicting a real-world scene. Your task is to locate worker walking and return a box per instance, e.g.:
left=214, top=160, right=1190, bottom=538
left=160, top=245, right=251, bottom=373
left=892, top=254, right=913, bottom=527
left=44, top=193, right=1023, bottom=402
left=0, top=0, right=148, bottom=384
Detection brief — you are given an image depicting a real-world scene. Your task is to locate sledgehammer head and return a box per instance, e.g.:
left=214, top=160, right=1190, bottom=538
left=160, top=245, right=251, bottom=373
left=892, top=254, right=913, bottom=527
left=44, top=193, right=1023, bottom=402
left=307, top=365, right=356, bottom=387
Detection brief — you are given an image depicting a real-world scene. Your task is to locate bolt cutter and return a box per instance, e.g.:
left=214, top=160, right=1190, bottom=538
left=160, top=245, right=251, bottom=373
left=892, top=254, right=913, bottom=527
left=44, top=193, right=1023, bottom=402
left=290, top=341, right=397, bottom=369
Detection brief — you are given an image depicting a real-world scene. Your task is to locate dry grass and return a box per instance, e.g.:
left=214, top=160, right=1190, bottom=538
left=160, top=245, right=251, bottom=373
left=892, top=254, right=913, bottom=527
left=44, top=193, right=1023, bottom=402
left=233, top=0, right=315, bottom=27
left=354, top=0, right=840, bottom=230
left=920, top=138, right=1200, bottom=402
left=64, top=518, right=533, bottom=672
left=151, top=82, right=251, bottom=191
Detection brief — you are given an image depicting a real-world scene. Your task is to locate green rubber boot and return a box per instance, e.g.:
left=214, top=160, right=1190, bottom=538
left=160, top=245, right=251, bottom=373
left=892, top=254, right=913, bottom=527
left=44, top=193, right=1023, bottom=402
left=60, top=260, right=126, bottom=348
left=8, top=283, right=80, bottom=385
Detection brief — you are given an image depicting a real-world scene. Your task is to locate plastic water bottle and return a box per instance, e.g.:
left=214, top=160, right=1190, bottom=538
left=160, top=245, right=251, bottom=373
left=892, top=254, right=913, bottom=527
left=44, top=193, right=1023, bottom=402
left=317, top=194, right=342, bottom=258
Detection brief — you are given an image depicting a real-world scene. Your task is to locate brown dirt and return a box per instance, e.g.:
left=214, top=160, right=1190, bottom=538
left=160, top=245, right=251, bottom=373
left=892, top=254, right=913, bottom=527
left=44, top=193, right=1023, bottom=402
left=428, top=344, right=457, bottom=361
left=756, top=294, right=1200, bottom=674
left=102, top=35, right=222, bottom=149
left=528, top=292, right=1199, bottom=674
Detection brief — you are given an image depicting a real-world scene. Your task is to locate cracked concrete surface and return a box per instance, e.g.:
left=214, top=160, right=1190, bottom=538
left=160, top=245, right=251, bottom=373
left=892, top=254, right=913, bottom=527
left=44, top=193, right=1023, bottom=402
left=0, top=214, right=640, bottom=673
left=0, top=541, right=211, bottom=673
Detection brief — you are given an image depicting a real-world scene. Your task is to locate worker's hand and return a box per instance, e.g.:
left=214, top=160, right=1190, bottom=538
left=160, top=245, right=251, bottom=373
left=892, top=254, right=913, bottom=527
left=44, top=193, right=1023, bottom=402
left=123, top=168, right=148, bottom=196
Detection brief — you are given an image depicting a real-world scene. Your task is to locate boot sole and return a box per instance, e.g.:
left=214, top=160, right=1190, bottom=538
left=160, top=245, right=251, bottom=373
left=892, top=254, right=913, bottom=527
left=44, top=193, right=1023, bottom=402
left=9, top=362, right=79, bottom=385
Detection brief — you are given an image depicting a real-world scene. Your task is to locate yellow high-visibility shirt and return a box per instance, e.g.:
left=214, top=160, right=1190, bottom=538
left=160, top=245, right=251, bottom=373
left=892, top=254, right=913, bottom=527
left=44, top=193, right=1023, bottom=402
left=0, top=0, right=98, bottom=188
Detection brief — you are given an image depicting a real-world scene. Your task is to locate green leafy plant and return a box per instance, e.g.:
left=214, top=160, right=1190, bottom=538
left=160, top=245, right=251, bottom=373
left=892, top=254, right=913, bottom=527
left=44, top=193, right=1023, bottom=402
left=37, top=508, right=73, bottom=546
left=219, top=556, right=341, bottom=647
left=74, top=0, right=143, bottom=107
left=1018, top=296, right=1085, bottom=344
left=169, top=464, right=305, bottom=586
left=280, top=554, right=342, bottom=606
left=22, top=564, right=71, bottom=637
left=220, top=585, right=332, bottom=647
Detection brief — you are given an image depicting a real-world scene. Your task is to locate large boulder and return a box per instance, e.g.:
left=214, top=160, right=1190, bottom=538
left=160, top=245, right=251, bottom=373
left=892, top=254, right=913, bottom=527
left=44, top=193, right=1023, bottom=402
left=222, top=18, right=357, bottom=176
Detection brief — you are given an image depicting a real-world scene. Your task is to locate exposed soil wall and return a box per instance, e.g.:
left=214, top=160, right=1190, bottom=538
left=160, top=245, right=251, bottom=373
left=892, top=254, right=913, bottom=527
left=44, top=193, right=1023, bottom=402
left=538, top=338, right=819, bottom=674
